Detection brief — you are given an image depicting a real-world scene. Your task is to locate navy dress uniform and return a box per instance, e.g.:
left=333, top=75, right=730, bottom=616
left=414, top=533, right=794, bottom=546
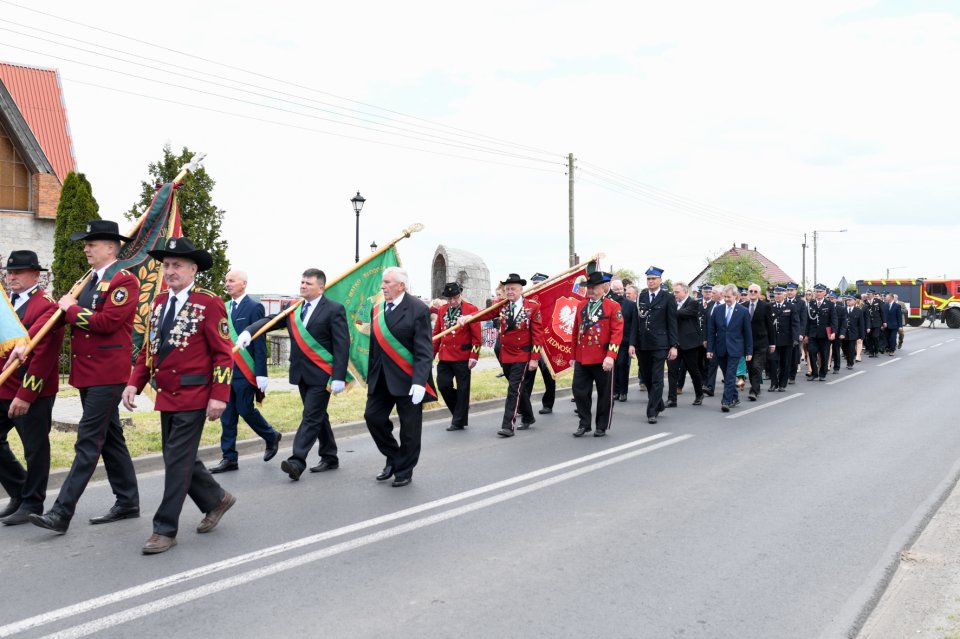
left=769, top=287, right=801, bottom=391
left=863, top=291, right=884, bottom=357
left=571, top=271, right=624, bottom=437
left=784, top=283, right=807, bottom=382
left=839, top=295, right=865, bottom=368
left=828, top=292, right=843, bottom=373
left=628, top=267, right=678, bottom=424
left=804, top=284, right=838, bottom=381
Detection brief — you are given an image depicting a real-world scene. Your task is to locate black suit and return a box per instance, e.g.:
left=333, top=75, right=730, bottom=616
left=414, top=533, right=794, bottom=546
left=249, top=296, right=350, bottom=470
left=742, top=299, right=775, bottom=396
left=667, top=296, right=704, bottom=401
left=613, top=295, right=633, bottom=397
left=364, top=294, right=436, bottom=481
left=839, top=304, right=865, bottom=367
left=806, top=298, right=838, bottom=380
left=620, top=299, right=641, bottom=388
left=785, top=295, right=807, bottom=380
left=770, top=300, right=801, bottom=389
left=629, top=290, right=678, bottom=418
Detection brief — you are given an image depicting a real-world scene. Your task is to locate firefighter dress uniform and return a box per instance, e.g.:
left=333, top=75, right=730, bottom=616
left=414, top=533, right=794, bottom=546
left=432, top=282, right=482, bottom=431
left=571, top=272, right=624, bottom=437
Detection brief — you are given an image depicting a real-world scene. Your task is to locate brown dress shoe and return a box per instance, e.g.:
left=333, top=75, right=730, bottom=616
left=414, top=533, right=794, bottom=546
left=197, top=491, right=236, bottom=534
left=142, top=533, right=177, bottom=555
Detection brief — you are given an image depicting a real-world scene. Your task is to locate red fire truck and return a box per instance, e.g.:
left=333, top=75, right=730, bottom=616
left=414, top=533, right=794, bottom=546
left=856, top=279, right=960, bottom=328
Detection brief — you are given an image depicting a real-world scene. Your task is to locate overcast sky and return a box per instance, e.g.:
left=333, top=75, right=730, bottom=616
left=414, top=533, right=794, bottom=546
left=2, top=0, right=957, bottom=296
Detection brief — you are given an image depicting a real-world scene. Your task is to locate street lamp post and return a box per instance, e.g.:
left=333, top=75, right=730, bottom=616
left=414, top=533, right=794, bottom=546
left=812, top=228, right=847, bottom=287
left=351, top=191, right=365, bottom=263
left=885, top=266, right=906, bottom=279
left=370, top=241, right=378, bottom=253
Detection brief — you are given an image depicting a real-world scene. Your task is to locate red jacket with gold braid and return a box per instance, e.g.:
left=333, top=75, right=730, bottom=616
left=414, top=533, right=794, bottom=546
left=433, top=301, right=482, bottom=362
left=0, top=288, right=63, bottom=402
left=128, top=286, right=233, bottom=411
left=572, top=297, right=624, bottom=365
left=498, top=297, right=544, bottom=364
left=63, top=269, right=139, bottom=388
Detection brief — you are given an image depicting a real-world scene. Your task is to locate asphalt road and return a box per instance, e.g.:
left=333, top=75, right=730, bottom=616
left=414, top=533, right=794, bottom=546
left=1, top=328, right=957, bottom=639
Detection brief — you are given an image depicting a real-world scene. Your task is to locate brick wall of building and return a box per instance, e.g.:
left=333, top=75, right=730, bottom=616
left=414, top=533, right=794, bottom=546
left=32, top=172, right=61, bottom=219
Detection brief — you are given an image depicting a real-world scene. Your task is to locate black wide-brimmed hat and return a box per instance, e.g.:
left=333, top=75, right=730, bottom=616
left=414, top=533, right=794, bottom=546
left=500, top=273, right=526, bottom=286
left=584, top=271, right=607, bottom=287
left=3, top=250, right=47, bottom=271
left=69, top=220, right=131, bottom=242
left=440, top=282, right=463, bottom=298
left=147, top=237, right=214, bottom=272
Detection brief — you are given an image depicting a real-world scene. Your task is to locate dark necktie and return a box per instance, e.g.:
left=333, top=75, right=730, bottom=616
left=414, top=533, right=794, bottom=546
left=230, top=300, right=236, bottom=316
left=78, top=273, right=99, bottom=308
left=300, top=301, right=311, bottom=321
left=159, top=295, right=178, bottom=345
left=10, top=293, right=19, bottom=306
left=385, top=302, right=394, bottom=314
left=750, top=301, right=756, bottom=318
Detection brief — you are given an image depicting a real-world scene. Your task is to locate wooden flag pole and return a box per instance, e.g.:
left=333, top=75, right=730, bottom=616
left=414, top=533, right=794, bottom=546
left=0, top=154, right=207, bottom=386
left=432, top=252, right=603, bottom=342
left=232, top=222, right=425, bottom=353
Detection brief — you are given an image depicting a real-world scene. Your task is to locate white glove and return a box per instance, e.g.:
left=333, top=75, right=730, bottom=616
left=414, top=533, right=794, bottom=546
left=331, top=380, right=345, bottom=394
left=236, top=330, right=252, bottom=348
left=409, top=384, right=426, bottom=405
left=256, top=376, right=269, bottom=393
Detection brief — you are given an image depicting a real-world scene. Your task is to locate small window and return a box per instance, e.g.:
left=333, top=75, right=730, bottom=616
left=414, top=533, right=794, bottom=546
left=0, top=122, right=30, bottom=211
left=926, top=282, right=948, bottom=296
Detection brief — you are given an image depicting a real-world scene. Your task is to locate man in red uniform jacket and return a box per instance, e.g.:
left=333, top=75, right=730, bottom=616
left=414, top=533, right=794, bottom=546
left=570, top=271, right=624, bottom=437
left=432, top=282, right=482, bottom=431
left=495, top=273, right=544, bottom=438
left=30, top=221, right=140, bottom=535
left=123, top=237, right=236, bottom=554
left=0, top=251, right=63, bottom=525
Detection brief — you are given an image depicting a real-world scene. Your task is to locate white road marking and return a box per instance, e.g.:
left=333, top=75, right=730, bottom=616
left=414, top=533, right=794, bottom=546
left=948, top=338, right=956, bottom=343
left=877, top=357, right=901, bottom=367
left=0, top=432, right=674, bottom=638
left=827, top=370, right=866, bottom=385
left=931, top=342, right=943, bottom=348
left=724, top=393, right=804, bottom=419
left=39, top=435, right=695, bottom=639
left=908, top=348, right=926, bottom=355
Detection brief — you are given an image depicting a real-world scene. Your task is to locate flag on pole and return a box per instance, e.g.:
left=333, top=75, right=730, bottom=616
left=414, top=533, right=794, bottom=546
left=524, top=262, right=593, bottom=377
left=324, top=245, right=400, bottom=382
left=0, top=288, right=28, bottom=358
left=104, top=182, right=183, bottom=363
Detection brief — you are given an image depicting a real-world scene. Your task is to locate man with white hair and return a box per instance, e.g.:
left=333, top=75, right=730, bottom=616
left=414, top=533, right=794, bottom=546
left=364, top=267, right=436, bottom=486
left=706, top=284, right=753, bottom=412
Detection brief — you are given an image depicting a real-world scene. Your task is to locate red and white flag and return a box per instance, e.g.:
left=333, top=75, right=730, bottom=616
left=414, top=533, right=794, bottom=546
left=525, top=267, right=590, bottom=377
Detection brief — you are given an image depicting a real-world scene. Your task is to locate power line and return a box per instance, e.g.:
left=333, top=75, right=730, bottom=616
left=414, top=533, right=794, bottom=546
left=0, top=0, right=564, bottom=159
left=59, top=77, right=563, bottom=175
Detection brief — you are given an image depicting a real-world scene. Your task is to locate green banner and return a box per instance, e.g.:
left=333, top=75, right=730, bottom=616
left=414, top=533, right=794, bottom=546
left=324, top=246, right=399, bottom=382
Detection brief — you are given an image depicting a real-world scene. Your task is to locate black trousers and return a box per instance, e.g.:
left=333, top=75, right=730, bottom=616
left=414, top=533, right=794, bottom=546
left=154, top=409, right=224, bottom=537
left=864, top=328, right=880, bottom=355
left=53, top=385, right=138, bottom=519
left=537, top=359, right=555, bottom=409
left=704, top=353, right=720, bottom=391
left=772, top=344, right=794, bottom=389
left=668, top=348, right=703, bottom=401
left=808, top=337, right=830, bottom=379
left=0, top=395, right=53, bottom=513
left=748, top=348, right=768, bottom=394
left=789, top=343, right=802, bottom=380
left=572, top=363, right=614, bottom=431
left=289, top=382, right=337, bottom=469
left=613, top=343, right=631, bottom=396
left=500, top=362, right=535, bottom=430
left=830, top=338, right=842, bottom=371
left=842, top=339, right=857, bottom=366
left=437, top=360, right=471, bottom=427
left=364, top=376, right=423, bottom=479
left=638, top=349, right=667, bottom=418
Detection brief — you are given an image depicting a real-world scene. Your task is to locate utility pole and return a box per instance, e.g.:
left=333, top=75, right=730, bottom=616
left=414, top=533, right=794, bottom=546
left=812, top=230, right=818, bottom=287
left=801, top=232, right=807, bottom=292
left=568, top=153, right=575, bottom=267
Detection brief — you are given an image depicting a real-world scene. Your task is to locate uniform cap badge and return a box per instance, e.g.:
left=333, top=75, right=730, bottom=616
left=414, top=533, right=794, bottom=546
left=169, top=239, right=177, bottom=249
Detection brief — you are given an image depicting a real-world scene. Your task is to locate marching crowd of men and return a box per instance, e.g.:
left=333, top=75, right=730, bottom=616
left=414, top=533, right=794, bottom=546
left=0, top=235, right=910, bottom=554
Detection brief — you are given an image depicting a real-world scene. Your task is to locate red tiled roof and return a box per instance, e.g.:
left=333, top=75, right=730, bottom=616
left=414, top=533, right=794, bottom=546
left=0, top=61, right=75, bottom=182
left=690, top=243, right=795, bottom=286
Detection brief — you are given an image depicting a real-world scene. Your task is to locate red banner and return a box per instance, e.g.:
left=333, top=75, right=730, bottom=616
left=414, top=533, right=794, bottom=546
left=525, top=268, right=589, bottom=377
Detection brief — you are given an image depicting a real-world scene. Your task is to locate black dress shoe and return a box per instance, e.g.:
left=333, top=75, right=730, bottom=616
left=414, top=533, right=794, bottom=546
left=210, top=459, right=239, bottom=474
left=573, top=427, right=589, bottom=438
left=721, top=403, right=730, bottom=413
left=647, top=417, right=658, bottom=424
left=768, top=385, right=777, bottom=392
left=731, top=399, right=741, bottom=407
left=832, top=369, right=839, bottom=374
left=593, top=430, right=606, bottom=438
left=446, top=424, right=465, bottom=431
left=788, top=379, right=796, bottom=385
left=376, top=465, right=394, bottom=481
left=391, top=477, right=412, bottom=488
left=0, top=497, right=22, bottom=519
left=692, top=395, right=703, bottom=406
left=263, top=433, right=282, bottom=462
left=538, top=407, right=552, bottom=414
left=517, top=420, right=534, bottom=430
left=497, top=429, right=515, bottom=438
left=89, top=504, right=140, bottom=525
left=309, top=460, right=339, bottom=473
left=2, top=509, right=35, bottom=526
left=281, top=460, right=303, bottom=481
left=703, top=388, right=714, bottom=397
left=29, top=511, right=69, bottom=534
left=619, top=394, right=627, bottom=402
left=778, top=387, right=786, bottom=392
left=666, top=400, right=677, bottom=408
left=748, top=392, right=757, bottom=402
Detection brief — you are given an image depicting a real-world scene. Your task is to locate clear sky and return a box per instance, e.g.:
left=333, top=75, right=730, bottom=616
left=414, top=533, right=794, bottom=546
left=2, top=0, right=957, bottom=296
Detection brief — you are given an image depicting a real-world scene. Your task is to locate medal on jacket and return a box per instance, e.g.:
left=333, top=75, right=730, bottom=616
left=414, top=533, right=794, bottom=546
left=444, top=304, right=462, bottom=330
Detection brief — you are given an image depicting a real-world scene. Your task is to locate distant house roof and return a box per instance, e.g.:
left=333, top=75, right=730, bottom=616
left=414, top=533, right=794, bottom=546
left=690, top=243, right=795, bottom=288
left=0, top=61, right=76, bottom=182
